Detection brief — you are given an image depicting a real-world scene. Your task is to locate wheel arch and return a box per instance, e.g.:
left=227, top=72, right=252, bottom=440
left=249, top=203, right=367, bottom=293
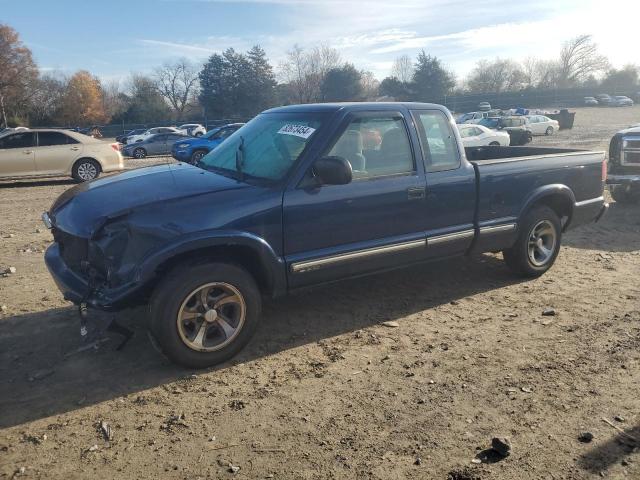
left=138, top=232, right=287, bottom=299
left=519, top=184, right=575, bottom=231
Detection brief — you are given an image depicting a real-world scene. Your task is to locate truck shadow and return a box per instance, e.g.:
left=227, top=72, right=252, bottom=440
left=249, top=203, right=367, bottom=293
left=578, top=422, right=640, bottom=474
left=0, top=254, right=522, bottom=429
left=563, top=201, right=640, bottom=253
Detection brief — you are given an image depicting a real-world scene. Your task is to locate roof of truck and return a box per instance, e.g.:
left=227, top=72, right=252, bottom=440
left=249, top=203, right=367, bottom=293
left=264, top=102, right=449, bottom=114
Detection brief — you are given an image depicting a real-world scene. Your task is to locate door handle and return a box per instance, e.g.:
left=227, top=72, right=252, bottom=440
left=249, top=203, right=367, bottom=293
left=407, top=187, right=426, bottom=200
left=70, top=147, right=80, bottom=151
left=23, top=150, right=33, bottom=154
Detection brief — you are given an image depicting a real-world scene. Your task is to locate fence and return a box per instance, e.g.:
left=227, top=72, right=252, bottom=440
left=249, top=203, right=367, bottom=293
left=33, top=117, right=250, bottom=139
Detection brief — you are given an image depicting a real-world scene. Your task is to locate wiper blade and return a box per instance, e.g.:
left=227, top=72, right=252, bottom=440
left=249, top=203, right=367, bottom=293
left=235, top=136, right=245, bottom=182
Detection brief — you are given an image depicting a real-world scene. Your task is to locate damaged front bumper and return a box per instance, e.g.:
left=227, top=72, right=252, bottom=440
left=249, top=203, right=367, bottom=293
left=44, top=243, right=141, bottom=310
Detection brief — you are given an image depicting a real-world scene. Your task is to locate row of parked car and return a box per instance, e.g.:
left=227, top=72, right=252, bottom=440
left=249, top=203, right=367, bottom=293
left=456, top=111, right=561, bottom=147
left=584, top=94, right=634, bottom=107
left=117, top=123, right=244, bottom=162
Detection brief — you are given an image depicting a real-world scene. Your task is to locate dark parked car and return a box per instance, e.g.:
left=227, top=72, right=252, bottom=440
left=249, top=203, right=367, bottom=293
left=122, top=132, right=189, bottom=158
left=43, top=102, right=607, bottom=368
left=596, top=94, right=613, bottom=106
left=607, top=125, right=640, bottom=203
left=172, top=123, right=244, bottom=164
left=478, top=116, right=532, bottom=145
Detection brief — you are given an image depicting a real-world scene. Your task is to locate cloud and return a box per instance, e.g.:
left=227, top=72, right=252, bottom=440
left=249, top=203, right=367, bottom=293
left=138, top=0, right=636, bottom=80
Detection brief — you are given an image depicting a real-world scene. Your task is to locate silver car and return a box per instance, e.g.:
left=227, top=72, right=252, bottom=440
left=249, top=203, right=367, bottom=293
left=123, top=133, right=189, bottom=159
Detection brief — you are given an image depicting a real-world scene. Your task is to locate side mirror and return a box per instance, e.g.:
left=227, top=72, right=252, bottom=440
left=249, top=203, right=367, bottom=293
left=312, top=156, right=352, bottom=185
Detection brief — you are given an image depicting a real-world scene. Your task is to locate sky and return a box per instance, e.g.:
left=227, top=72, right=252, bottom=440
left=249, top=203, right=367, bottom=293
left=1, top=0, right=638, bottom=84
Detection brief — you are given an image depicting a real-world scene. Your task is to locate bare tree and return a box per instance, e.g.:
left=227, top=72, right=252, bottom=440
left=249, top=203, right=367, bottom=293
left=29, top=73, right=67, bottom=125
left=390, top=55, right=414, bottom=83
left=360, top=70, right=380, bottom=100
left=154, top=58, right=200, bottom=120
left=102, top=79, right=128, bottom=121
left=558, top=34, right=609, bottom=87
left=279, top=45, right=314, bottom=103
left=466, top=58, right=525, bottom=94
left=278, top=44, right=341, bottom=103
left=521, top=57, right=561, bottom=89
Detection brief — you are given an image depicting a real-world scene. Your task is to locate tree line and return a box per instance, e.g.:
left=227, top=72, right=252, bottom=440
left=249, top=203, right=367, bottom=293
left=1, top=22, right=638, bottom=128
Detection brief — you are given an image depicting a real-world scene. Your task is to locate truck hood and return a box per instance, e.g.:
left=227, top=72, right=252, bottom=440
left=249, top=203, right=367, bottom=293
left=619, top=125, right=640, bottom=134
left=50, top=163, right=251, bottom=237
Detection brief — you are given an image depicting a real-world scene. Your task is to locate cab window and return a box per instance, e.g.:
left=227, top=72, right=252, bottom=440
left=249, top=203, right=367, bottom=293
left=411, top=110, right=459, bottom=172
left=326, top=113, right=414, bottom=179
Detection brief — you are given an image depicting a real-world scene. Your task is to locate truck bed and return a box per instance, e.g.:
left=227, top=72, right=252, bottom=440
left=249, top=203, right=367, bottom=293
left=466, top=146, right=606, bottom=253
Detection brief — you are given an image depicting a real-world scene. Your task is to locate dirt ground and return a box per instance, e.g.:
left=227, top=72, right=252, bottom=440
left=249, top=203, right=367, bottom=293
left=0, top=106, right=639, bottom=480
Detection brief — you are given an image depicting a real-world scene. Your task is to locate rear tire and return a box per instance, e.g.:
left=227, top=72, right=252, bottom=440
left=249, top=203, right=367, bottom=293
left=149, top=262, right=261, bottom=368
left=489, top=141, right=500, bottom=146
left=503, top=206, right=562, bottom=277
left=72, top=158, right=101, bottom=181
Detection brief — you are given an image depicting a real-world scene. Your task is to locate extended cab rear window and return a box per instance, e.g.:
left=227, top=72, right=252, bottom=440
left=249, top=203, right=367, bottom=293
left=411, top=110, right=460, bottom=172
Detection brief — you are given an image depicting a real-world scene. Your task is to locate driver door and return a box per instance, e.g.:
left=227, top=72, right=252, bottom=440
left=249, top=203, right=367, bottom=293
left=283, top=110, right=427, bottom=289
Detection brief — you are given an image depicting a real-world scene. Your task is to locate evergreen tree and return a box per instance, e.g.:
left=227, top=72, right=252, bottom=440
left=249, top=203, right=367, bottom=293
left=320, top=63, right=362, bottom=102
left=410, top=51, right=455, bottom=102
left=199, top=46, right=276, bottom=119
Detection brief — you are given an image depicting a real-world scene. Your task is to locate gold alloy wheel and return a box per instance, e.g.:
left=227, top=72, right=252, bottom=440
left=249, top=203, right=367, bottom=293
left=527, top=220, right=557, bottom=267
left=176, top=282, right=246, bottom=352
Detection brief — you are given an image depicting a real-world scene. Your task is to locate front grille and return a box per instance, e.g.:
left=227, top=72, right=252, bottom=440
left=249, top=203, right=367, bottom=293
left=623, top=151, right=640, bottom=165
left=622, top=135, right=640, bottom=165
left=53, top=229, right=88, bottom=275
left=625, top=139, right=640, bottom=149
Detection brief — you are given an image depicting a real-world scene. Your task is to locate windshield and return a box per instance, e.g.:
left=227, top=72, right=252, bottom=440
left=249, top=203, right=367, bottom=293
left=203, top=127, right=223, bottom=140
left=198, top=112, right=326, bottom=182
left=479, top=118, right=499, bottom=128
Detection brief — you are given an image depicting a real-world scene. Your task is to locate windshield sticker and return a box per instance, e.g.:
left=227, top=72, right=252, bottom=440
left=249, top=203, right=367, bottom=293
left=277, top=124, right=316, bottom=139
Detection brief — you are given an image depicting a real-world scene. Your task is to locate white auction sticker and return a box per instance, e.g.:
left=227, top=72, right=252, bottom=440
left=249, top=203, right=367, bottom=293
left=277, top=124, right=316, bottom=139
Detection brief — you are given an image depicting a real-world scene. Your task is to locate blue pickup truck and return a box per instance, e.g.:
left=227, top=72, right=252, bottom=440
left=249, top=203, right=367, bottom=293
left=43, top=103, right=608, bottom=368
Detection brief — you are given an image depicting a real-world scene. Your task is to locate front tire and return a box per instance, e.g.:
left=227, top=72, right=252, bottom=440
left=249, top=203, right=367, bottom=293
left=545, top=126, right=554, bottom=136
left=489, top=141, right=500, bottom=146
left=72, top=158, right=101, bottom=181
left=149, top=262, right=261, bottom=368
left=503, top=206, right=562, bottom=277
left=133, top=147, right=146, bottom=159
left=190, top=149, right=208, bottom=164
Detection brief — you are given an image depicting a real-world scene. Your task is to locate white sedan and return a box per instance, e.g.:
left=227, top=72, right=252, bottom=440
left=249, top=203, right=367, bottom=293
left=457, top=124, right=510, bottom=147
left=526, top=115, right=560, bottom=136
